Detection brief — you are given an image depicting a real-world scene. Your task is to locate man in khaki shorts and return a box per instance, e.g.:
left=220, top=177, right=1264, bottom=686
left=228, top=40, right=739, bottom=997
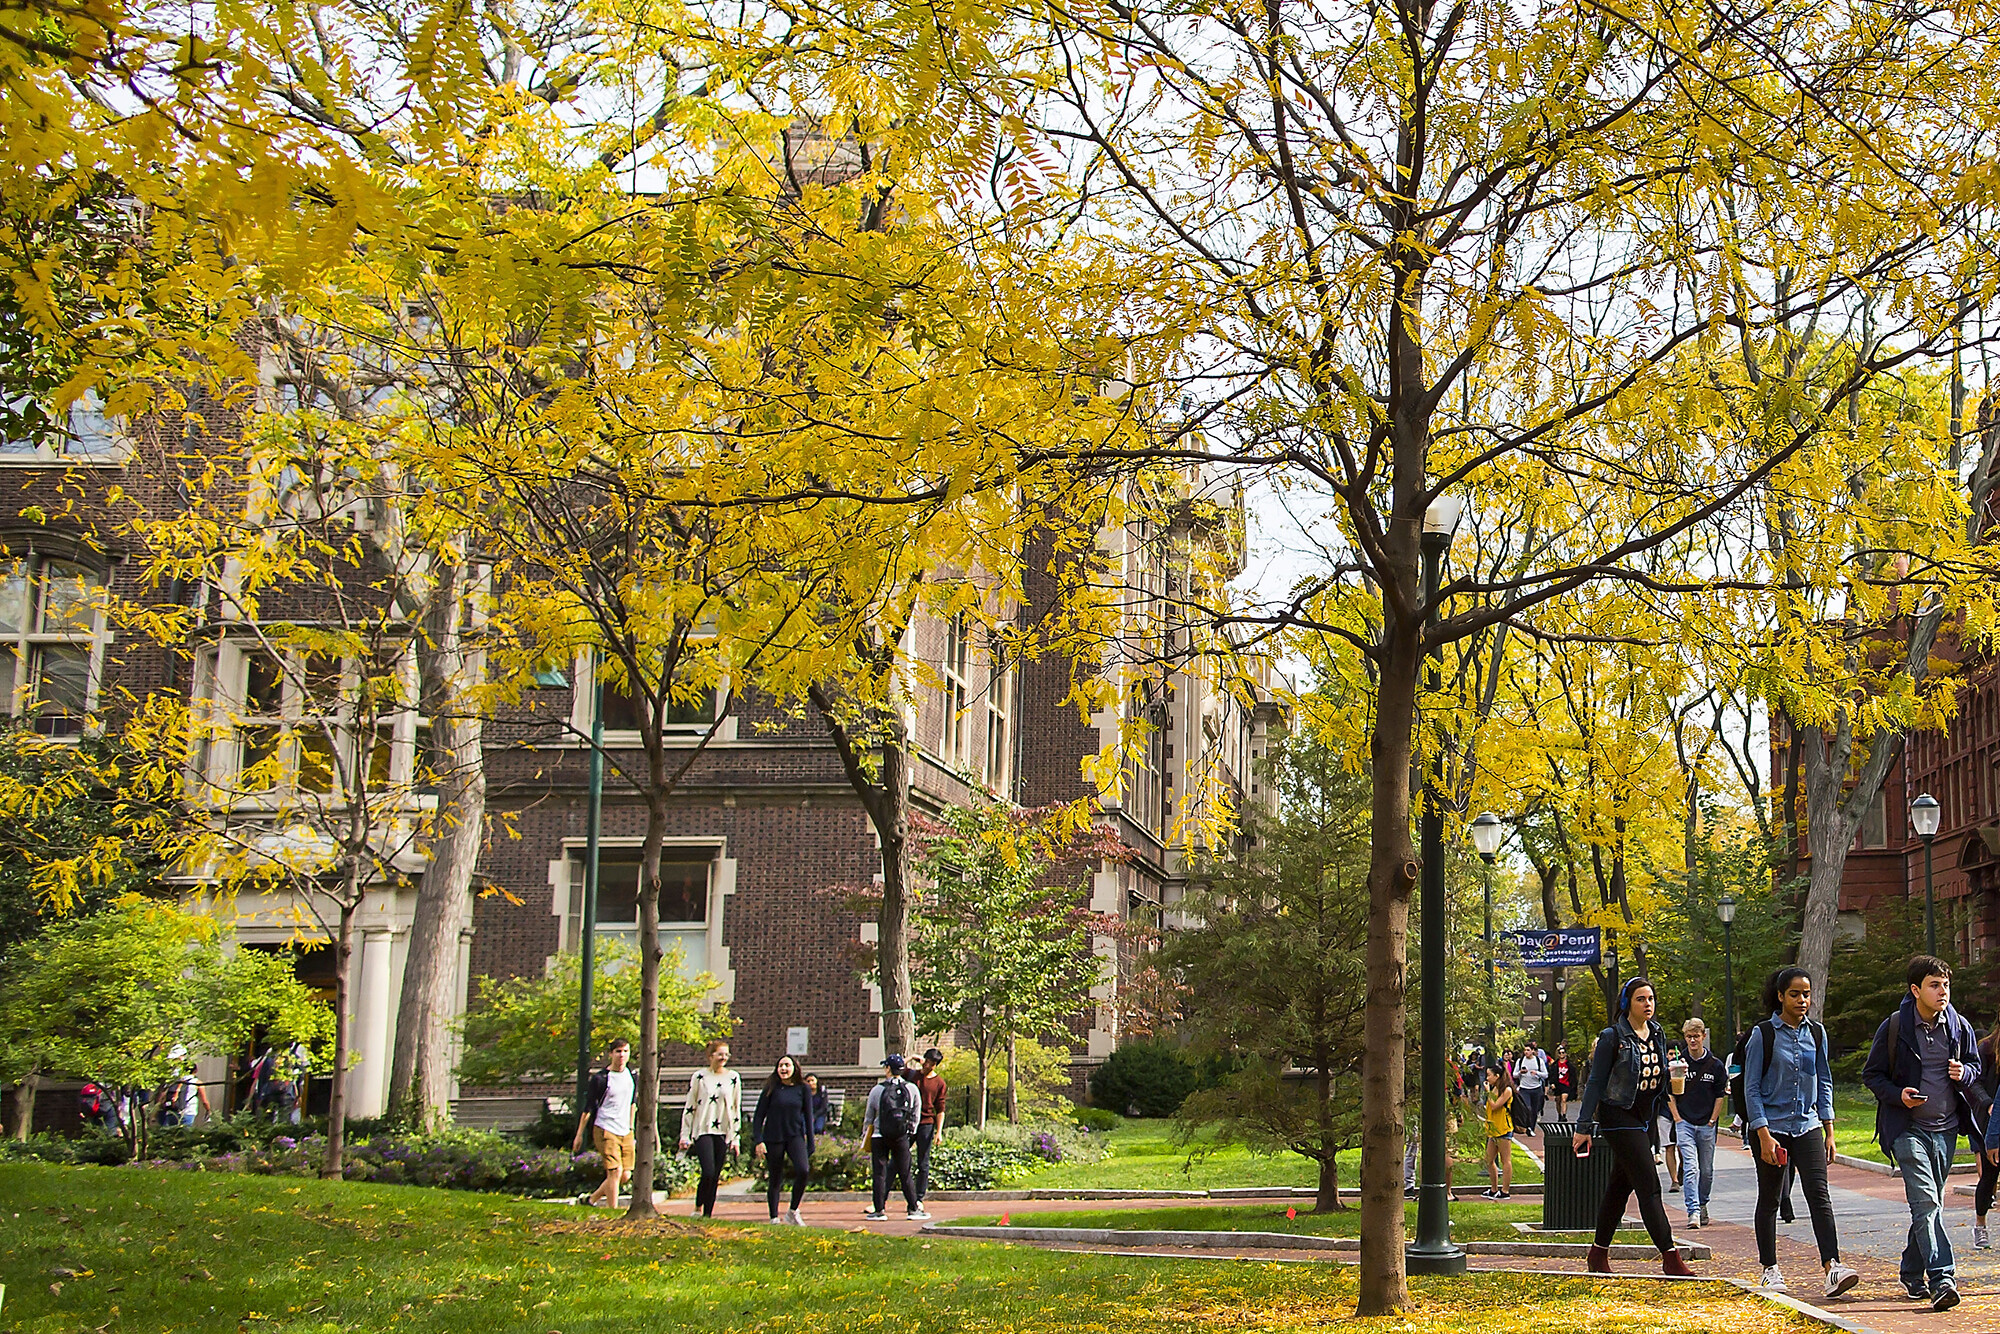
left=573, top=1039, right=637, bottom=1206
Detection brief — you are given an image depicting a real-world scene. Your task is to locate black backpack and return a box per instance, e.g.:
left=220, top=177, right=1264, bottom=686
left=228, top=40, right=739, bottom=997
left=878, top=1077, right=920, bottom=1138
left=1728, top=1017, right=1828, bottom=1139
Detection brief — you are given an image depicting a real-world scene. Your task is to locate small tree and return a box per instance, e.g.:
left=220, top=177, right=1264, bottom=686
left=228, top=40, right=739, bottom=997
left=1166, top=734, right=1370, bottom=1212
left=0, top=900, right=332, bottom=1148
left=455, top=940, right=730, bottom=1089
left=910, top=804, right=1116, bottom=1126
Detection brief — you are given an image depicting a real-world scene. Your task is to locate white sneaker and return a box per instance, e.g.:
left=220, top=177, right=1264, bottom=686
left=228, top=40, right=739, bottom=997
left=1759, top=1266, right=1788, bottom=1293
left=787, top=1208, right=803, bottom=1225
left=765, top=1215, right=786, bottom=1225
left=1825, top=1263, right=1859, bottom=1298
left=1687, top=1212, right=1701, bottom=1231
left=907, top=1208, right=931, bottom=1220
left=1976, top=1224, right=1991, bottom=1250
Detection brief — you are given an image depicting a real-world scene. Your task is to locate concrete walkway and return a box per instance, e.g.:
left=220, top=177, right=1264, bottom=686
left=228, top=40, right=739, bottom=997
left=659, top=1127, right=2000, bottom=1334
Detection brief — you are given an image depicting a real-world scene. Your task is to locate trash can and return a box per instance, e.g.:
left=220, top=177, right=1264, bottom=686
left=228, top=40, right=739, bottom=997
left=1542, top=1122, right=1615, bottom=1231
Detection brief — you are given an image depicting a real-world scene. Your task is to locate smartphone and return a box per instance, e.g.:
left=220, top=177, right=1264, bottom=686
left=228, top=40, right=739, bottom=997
left=1911, top=1093, right=1929, bottom=1104
left=1774, top=1143, right=1789, bottom=1166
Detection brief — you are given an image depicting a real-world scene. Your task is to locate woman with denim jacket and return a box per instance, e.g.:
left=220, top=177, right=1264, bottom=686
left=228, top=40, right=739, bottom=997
left=1742, top=966, right=1857, bottom=1299
left=1573, top=977, right=1693, bottom=1276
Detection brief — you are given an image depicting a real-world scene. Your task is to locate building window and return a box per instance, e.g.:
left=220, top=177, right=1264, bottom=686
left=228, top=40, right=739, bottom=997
left=1858, top=790, right=1887, bottom=849
left=579, top=656, right=721, bottom=737
left=942, top=614, right=972, bottom=768
left=0, top=556, right=107, bottom=736
left=0, top=393, right=127, bottom=463
left=201, top=640, right=409, bottom=798
left=567, top=848, right=714, bottom=977
left=983, top=660, right=1011, bottom=793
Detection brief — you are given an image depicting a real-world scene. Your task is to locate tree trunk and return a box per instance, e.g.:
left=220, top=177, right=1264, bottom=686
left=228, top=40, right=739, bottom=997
left=322, top=887, right=360, bottom=1178
left=1357, top=607, right=1422, bottom=1315
left=387, top=563, right=486, bottom=1131
left=974, top=1030, right=990, bottom=1130
left=1005, top=1030, right=1019, bottom=1124
left=876, top=730, right=915, bottom=1059
left=10, top=1066, right=37, bottom=1140
left=1314, top=1060, right=1338, bottom=1212
left=626, top=780, right=670, bottom=1219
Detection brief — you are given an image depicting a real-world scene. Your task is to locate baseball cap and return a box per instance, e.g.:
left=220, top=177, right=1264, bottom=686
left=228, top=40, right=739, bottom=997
left=883, top=1053, right=906, bottom=1072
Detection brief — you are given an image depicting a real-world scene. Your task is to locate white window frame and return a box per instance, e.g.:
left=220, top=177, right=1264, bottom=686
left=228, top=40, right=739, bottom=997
left=0, top=553, right=110, bottom=736
left=196, top=636, right=416, bottom=805
left=0, top=392, right=133, bottom=467
left=558, top=839, right=730, bottom=992
left=941, top=613, right=972, bottom=768
left=565, top=653, right=734, bottom=745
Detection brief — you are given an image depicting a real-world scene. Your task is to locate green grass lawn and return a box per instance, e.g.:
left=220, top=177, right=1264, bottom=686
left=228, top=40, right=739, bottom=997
left=953, top=1201, right=1651, bottom=1244
left=0, top=1162, right=1810, bottom=1334
left=1016, top=1118, right=1542, bottom=1190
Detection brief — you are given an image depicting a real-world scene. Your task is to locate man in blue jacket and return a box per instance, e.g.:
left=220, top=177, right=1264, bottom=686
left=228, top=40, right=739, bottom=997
left=1862, top=955, right=1984, bottom=1311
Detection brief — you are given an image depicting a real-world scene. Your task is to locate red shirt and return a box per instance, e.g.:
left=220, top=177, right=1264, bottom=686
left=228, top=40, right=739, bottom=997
left=916, top=1072, right=947, bottom=1127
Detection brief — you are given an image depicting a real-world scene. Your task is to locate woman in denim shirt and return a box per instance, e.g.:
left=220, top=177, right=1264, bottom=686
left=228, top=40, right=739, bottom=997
left=1742, top=966, right=1857, bottom=1299
left=1573, top=977, right=1692, bottom=1277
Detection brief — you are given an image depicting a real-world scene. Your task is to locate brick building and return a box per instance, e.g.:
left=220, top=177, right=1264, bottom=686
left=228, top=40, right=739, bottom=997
left=2, top=381, right=1284, bottom=1122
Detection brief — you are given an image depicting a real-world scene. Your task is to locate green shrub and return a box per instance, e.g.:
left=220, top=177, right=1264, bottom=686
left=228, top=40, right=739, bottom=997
left=1090, top=1039, right=1198, bottom=1117
left=1074, top=1107, right=1118, bottom=1132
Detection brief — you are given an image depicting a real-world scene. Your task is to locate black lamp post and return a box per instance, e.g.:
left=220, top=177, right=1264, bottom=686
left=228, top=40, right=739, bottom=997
left=1408, top=495, right=1466, bottom=1278
left=575, top=658, right=607, bottom=1113
left=1471, top=811, right=1504, bottom=1060
left=1537, top=989, right=1550, bottom=1048
left=1717, top=892, right=1737, bottom=1039
left=1552, top=974, right=1567, bottom=1054
left=1912, top=793, right=1941, bottom=957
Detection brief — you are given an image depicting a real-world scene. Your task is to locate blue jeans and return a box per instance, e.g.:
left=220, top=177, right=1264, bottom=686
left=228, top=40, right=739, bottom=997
left=1678, top=1123, right=1717, bottom=1215
left=1895, top=1127, right=1958, bottom=1290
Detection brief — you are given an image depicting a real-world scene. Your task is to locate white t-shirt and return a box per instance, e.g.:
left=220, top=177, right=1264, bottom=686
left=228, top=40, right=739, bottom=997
left=597, top=1069, right=635, bottom=1137
left=1515, top=1051, right=1548, bottom=1090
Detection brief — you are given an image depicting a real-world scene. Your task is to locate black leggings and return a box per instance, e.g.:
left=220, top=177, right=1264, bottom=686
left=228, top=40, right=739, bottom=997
left=1753, top=1127, right=1839, bottom=1268
left=691, top=1133, right=729, bottom=1216
left=1978, top=1147, right=1999, bottom=1218
left=766, top=1135, right=810, bottom=1215
left=1593, top=1125, right=1677, bottom=1254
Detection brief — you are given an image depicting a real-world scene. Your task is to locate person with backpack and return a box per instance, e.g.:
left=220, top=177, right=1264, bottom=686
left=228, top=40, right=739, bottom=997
left=77, top=1081, right=117, bottom=1134
left=1742, top=965, right=1858, bottom=1300
left=1480, top=1063, right=1516, bottom=1199
left=1572, top=976, right=1694, bottom=1277
left=1672, top=1018, right=1727, bottom=1229
left=861, top=1053, right=926, bottom=1222
left=677, top=1039, right=742, bottom=1219
left=1861, top=954, right=1983, bottom=1311
left=1515, top=1040, right=1550, bottom=1131
left=153, top=1068, right=209, bottom=1128
left=571, top=1038, right=636, bottom=1208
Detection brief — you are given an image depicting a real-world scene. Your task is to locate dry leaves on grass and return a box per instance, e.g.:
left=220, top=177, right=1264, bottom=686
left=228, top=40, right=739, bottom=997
left=530, top=1215, right=712, bottom=1241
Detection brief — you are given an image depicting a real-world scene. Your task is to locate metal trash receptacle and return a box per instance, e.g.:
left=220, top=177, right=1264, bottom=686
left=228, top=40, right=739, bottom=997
left=1542, top=1122, right=1615, bottom=1231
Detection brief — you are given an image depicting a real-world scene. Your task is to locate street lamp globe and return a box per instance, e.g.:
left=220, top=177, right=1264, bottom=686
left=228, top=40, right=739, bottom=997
left=1717, top=892, right=1736, bottom=925
left=1422, top=495, right=1465, bottom=539
left=1470, top=811, right=1505, bottom=862
left=1911, top=792, right=1942, bottom=842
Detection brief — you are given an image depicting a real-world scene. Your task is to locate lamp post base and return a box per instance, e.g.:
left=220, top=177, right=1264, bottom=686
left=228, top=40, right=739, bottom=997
left=1406, top=1182, right=1467, bottom=1275
left=1406, top=1243, right=1468, bottom=1275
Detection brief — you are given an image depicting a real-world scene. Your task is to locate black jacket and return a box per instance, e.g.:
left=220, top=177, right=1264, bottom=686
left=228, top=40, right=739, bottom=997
left=1575, top=1018, right=1671, bottom=1134
left=1861, top=996, right=1983, bottom=1151
left=753, top=1081, right=816, bottom=1153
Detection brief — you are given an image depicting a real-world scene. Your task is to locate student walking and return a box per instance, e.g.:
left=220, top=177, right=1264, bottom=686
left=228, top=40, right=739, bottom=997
left=862, top=1054, right=927, bottom=1221
left=572, top=1038, right=636, bottom=1208
left=1515, top=1041, right=1550, bottom=1128
left=1551, top=1045, right=1575, bottom=1121
left=909, top=1048, right=947, bottom=1202
left=805, top=1073, right=832, bottom=1135
left=752, top=1056, right=816, bottom=1225
left=677, top=1040, right=742, bottom=1219
left=1972, top=1029, right=2000, bottom=1249
left=1480, top=1064, right=1516, bottom=1199
left=1861, top=955, right=1983, bottom=1311
left=1574, top=977, right=1693, bottom=1277
left=1672, top=1019, right=1726, bottom=1229
left=1744, top=966, right=1858, bottom=1299
left=154, top=1067, right=209, bottom=1128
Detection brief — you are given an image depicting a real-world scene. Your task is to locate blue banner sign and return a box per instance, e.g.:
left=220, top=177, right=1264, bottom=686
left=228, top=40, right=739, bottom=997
left=1507, top=927, right=1601, bottom=968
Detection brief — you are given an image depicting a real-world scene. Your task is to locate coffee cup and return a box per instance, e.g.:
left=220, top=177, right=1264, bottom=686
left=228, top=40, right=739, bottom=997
left=1670, top=1058, right=1688, bottom=1095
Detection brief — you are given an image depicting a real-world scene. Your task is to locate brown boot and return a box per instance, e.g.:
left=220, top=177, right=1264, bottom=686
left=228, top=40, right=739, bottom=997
left=1587, top=1244, right=1613, bottom=1274
left=1662, top=1247, right=1694, bottom=1278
